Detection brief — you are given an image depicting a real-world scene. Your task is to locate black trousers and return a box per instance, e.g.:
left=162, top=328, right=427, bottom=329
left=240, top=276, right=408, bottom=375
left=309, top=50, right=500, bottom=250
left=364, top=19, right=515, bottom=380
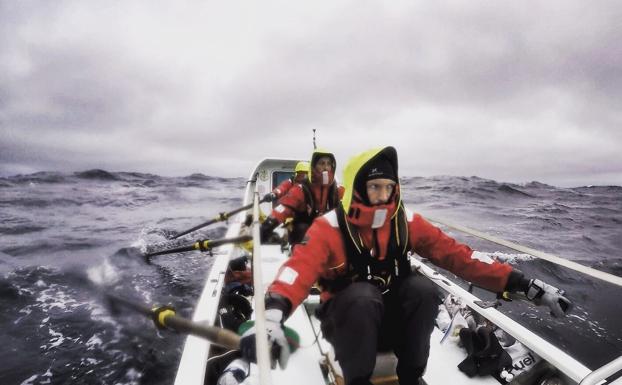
left=319, top=274, right=439, bottom=385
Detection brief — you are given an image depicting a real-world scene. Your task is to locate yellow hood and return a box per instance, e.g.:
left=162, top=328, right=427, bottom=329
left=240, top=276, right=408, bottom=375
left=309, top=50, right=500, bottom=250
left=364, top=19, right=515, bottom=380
left=309, top=148, right=336, bottom=183
left=341, top=146, right=400, bottom=213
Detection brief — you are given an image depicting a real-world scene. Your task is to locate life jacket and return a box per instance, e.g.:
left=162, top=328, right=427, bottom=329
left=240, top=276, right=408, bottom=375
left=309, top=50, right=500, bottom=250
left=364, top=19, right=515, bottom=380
left=299, top=180, right=340, bottom=220
left=321, top=202, right=412, bottom=294
left=287, top=180, right=340, bottom=245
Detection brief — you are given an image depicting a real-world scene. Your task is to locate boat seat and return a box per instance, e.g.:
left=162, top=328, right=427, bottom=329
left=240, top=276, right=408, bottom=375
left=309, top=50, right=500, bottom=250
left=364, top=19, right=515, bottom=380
left=370, top=352, right=399, bottom=385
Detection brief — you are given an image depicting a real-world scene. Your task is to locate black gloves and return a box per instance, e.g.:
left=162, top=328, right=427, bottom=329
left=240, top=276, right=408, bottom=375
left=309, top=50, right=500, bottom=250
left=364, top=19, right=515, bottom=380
left=260, top=217, right=280, bottom=242
left=262, top=192, right=278, bottom=202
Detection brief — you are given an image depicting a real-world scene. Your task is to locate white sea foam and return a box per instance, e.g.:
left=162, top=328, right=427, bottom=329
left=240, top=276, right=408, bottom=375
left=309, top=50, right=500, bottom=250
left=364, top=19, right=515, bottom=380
left=84, top=357, right=101, bottom=365
left=19, top=374, right=38, bottom=385
left=88, top=301, right=117, bottom=326
left=43, top=327, right=66, bottom=350
left=36, top=284, right=78, bottom=312
left=131, top=237, right=148, bottom=253
left=115, top=367, right=142, bottom=385
left=40, top=368, right=52, bottom=384
left=86, top=334, right=103, bottom=350
left=487, top=251, right=535, bottom=264
left=87, top=258, right=120, bottom=286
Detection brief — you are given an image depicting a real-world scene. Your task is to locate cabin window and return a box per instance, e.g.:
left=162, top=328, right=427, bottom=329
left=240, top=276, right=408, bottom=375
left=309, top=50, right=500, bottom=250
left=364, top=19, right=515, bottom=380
left=272, top=171, right=294, bottom=205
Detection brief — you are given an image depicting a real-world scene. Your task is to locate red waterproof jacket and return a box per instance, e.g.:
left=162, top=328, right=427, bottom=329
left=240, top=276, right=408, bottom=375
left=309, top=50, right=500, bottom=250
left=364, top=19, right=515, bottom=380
left=268, top=209, right=513, bottom=310
left=272, top=168, right=309, bottom=199
left=270, top=181, right=345, bottom=224
left=272, top=178, right=295, bottom=200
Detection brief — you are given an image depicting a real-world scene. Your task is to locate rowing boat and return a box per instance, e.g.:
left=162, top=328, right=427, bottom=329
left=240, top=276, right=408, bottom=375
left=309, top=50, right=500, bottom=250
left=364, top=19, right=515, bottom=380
left=173, top=158, right=622, bottom=385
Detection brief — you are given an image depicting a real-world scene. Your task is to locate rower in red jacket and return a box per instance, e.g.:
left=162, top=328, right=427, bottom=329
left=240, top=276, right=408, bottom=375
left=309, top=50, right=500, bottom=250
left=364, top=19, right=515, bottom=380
left=260, top=149, right=344, bottom=245
left=263, top=161, right=310, bottom=202
left=243, top=146, right=572, bottom=385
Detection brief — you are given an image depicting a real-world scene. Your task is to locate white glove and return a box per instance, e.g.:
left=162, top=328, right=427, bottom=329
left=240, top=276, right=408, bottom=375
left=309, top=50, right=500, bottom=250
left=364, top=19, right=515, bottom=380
left=216, top=358, right=250, bottom=385
left=240, top=309, right=290, bottom=369
left=526, top=279, right=572, bottom=317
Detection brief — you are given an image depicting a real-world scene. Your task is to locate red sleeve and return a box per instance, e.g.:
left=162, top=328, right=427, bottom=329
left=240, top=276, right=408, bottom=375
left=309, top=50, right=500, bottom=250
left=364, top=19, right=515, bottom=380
left=274, top=179, right=293, bottom=198
left=409, top=214, right=512, bottom=292
left=268, top=219, right=332, bottom=310
left=271, top=185, right=306, bottom=223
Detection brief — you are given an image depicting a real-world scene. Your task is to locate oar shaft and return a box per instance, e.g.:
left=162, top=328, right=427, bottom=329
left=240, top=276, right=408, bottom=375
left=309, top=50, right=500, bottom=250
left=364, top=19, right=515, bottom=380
left=161, top=314, right=240, bottom=350
left=205, top=235, right=252, bottom=248
left=144, top=245, right=196, bottom=258
left=171, top=202, right=255, bottom=239
left=108, top=294, right=152, bottom=316
left=144, top=235, right=252, bottom=259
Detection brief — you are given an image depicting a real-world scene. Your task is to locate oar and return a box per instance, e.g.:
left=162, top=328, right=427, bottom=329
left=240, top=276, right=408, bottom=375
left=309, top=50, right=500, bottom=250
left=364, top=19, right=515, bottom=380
left=144, top=234, right=252, bottom=260
left=170, top=197, right=270, bottom=239
left=106, top=293, right=240, bottom=350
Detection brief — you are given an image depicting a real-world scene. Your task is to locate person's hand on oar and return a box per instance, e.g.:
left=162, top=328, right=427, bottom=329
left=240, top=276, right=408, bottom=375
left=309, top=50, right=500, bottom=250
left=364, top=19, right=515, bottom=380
left=238, top=309, right=300, bottom=370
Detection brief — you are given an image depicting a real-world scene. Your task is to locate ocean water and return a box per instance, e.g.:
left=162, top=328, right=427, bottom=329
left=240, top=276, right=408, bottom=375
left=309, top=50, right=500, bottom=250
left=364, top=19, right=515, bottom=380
left=1, top=170, right=620, bottom=385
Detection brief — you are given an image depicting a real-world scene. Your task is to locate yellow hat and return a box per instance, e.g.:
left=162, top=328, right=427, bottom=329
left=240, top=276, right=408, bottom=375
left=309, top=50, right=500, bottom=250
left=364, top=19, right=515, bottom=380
left=295, top=161, right=310, bottom=173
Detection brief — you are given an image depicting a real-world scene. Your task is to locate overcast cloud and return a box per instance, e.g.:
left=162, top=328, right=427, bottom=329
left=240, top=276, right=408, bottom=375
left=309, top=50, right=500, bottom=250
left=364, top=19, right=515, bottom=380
left=1, top=1, right=621, bottom=186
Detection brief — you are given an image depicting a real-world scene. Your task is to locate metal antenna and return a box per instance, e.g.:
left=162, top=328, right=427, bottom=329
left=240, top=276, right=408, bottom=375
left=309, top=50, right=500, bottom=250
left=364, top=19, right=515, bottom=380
left=313, top=129, right=317, bottom=149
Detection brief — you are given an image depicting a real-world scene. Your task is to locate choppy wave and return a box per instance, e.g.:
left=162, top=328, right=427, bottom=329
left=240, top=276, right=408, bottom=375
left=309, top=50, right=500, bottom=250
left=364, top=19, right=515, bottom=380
left=74, top=169, right=120, bottom=181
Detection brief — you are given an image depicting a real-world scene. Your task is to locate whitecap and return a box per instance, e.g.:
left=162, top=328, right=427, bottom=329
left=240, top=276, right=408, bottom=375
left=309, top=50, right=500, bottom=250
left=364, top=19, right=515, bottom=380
left=131, top=237, right=148, bottom=253
left=40, top=369, right=53, bottom=384
left=45, top=327, right=66, bottom=349
left=15, top=306, right=32, bottom=325
left=86, top=334, right=103, bottom=350
left=88, top=301, right=117, bottom=326
left=114, top=367, right=142, bottom=385
left=36, top=285, right=78, bottom=312
left=487, top=251, right=535, bottom=264
left=20, top=374, right=38, bottom=385
left=87, top=258, right=120, bottom=286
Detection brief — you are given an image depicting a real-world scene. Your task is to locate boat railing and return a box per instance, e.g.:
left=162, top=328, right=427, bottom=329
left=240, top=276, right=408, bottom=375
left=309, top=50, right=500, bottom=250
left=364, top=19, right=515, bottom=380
left=422, top=214, right=622, bottom=288
left=420, top=213, right=622, bottom=384
left=578, top=356, right=622, bottom=385
left=414, top=258, right=593, bottom=383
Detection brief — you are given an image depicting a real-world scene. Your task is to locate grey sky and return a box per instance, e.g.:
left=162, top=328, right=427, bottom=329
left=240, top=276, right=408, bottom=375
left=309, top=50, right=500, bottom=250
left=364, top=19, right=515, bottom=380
left=1, top=1, right=621, bottom=187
